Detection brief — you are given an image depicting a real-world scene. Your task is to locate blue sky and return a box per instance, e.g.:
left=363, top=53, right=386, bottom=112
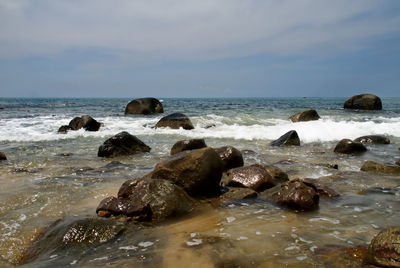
left=0, top=0, right=400, bottom=98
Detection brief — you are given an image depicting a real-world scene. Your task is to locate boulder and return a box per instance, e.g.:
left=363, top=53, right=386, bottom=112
left=170, top=139, right=207, bottom=155
left=354, top=135, right=390, bottom=144
left=261, top=178, right=319, bottom=211
left=289, top=109, right=320, bottom=122
left=59, top=115, right=102, bottom=133
left=124, top=97, right=163, bottom=115
left=68, top=116, right=85, bottom=130
left=149, top=147, right=224, bottom=196
left=334, top=139, right=367, bottom=154
left=57, top=125, right=71, bottom=134
left=270, top=130, right=300, bottom=146
left=97, top=178, right=194, bottom=221
left=0, top=152, right=7, bottom=160
left=361, top=160, right=400, bottom=175
left=98, top=131, right=151, bottom=158
left=155, top=113, right=194, bottom=130
left=343, top=94, right=382, bottom=110
left=214, top=146, right=244, bottom=172
left=366, top=227, right=400, bottom=267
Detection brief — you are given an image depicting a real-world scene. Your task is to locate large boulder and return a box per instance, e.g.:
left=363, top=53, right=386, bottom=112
left=58, top=115, right=102, bottom=133
left=98, top=131, right=151, bottom=158
left=214, top=146, right=244, bottom=172
left=155, top=113, right=194, bottom=130
left=149, top=147, right=224, bottom=196
left=343, top=94, right=382, bottom=110
left=366, top=227, right=400, bottom=267
left=0, top=152, right=6, bottom=160
left=354, top=135, right=390, bottom=144
left=170, top=139, right=207, bottom=155
left=124, top=97, right=164, bottom=115
left=361, top=160, right=400, bottom=175
left=334, top=139, right=367, bottom=154
left=224, top=165, right=276, bottom=192
left=261, top=178, right=319, bottom=211
left=289, top=109, right=320, bottom=122
left=97, top=178, right=194, bottom=221
left=270, top=130, right=300, bottom=146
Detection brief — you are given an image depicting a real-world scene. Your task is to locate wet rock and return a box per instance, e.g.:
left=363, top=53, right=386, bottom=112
left=289, top=109, right=320, bottom=122
left=270, top=130, right=300, bottom=146
left=366, top=227, right=400, bottom=267
left=334, top=139, right=367, bottom=154
left=124, top=97, right=163, bottom=115
left=361, top=160, right=400, bottom=175
left=315, top=245, right=368, bottom=268
left=359, top=187, right=398, bottom=196
left=220, top=187, right=258, bottom=202
left=57, top=125, right=71, bottom=134
left=98, top=131, right=151, bottom=158
left=59, top=115, right=102, bottom=133
left=261, top=178, right=319, bottom=211
left=96, top=196, right=153, bottom=221
left=344, top=94, right=382, bottom=110
left=155, top=112, right=194, bottom=130
left=302, top=178, right=340, bottom=198
left=149, top=147, right=224, bottom=196
left=170, top=139, right=207, bottom=155
left=0, top=152, right=7, bottom=160
left=260, top=164, right=289, bottom=183
left=354, top=135, right=390, bottom=144
left=80, top=115, right=102, bottom=131
left=214, top=146, right=244, bottom=172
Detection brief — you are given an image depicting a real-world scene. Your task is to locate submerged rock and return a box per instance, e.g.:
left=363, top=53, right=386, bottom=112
left=0, top=152, right=7, bottom=160
left=354, top=135, right=390, bottom=144
left=315, top=245, right=368, bottom=268
left=57, top=125, right=71, bottom=134
left=334, top=139, right=367, bottom=154
left=124, top=97, right=164, bottom=115
left=155, top=112, right=194, bottom=130
left=98, top=131, right=151, bottom=158
left=289, top=109, right=320, bottom=122
left=302, top=178, right=340, bottom=198
left=220, top=187, right=258, bottom=202
left=149, top=147, right=224, bottom=196
left=170, top=139, right=207, bottom=155
left=261, top=164, right=289, bottom=183
left=270, top=130, right=300, bottom=146
left=366, top=227, right=400, bottom=267
left=214, top=146, right=244, bottom=172
left=361, top=160, right=400, bottom=175
left=343, top=94, right=382, bottom=110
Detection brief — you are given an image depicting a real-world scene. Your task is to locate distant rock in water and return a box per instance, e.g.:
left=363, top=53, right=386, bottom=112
left=361, top=160, right=400, bottom=175
left=214, top=146, right=244, bottom=172
left=366, top=227, right=400, bottom=267
left=354, top=135, right=390, bottom=144
left=270, top=130, right=300, bottom=146
left=334, top=139, right=367, bottom=154
left=396, top=159, right=400, bottom=166
left=58, top=115, right=102, bottom=133
left=155, top=112, right=194, bottom=130
left=289, top=109, right=320, bottom=122
left=0, top=152, right=7, bottom=160
left=170, top=139, right=207, bottom=155
left=124, top=97, right=163, bottom=115
left=98, top=131, right=151, bottom=158
left=343, top=94, right=382, bottom=110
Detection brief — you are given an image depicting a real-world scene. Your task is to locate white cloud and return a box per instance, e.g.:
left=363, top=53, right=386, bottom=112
left=0, top=0, right=399, bottom=60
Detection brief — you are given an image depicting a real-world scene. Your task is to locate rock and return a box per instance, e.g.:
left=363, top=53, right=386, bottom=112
left=260, top=164, right=289, bottom=183
left=361, top=160, right=400, bottom=175
left=270, top=130, right=300, bottom=146
left=170, top=139, right=207, bottom=155
left=68, top=116, right=85, bottom=130
left=334, top=139, right=367, bottom=154
left=98, top=131, right=151, bottom=158
left=366, top=227, right=400, bottom=267
left=0, top=152, right=7, bottom=160
left=315, top=245, right=368, bottom=268
left=343, top=94, right=382, bottom=110
left=220, top=187, right=258, bottom=202
left=97, top=178, right=194, bottom=221
left=302, top=178, right=340, bottom=198
left=155, top=112, right=194, bottom=130
left=214, top=146, right=244, bottom=172
left=261, top=178, right=319, bottom=211
left=149, top=147, right=224, bottom=196
left=354, top=135, right=390, bottom=144
left=59, top=115, right=102, bottom=133
left=396, top=159, right=400, bottom=166
left=80, top=115, right=102, bottom=131
left=57, top=125, right=71, bottom=134
left=289, top=109, right=320, bottom=122
left=124, top=97, right=163, bottom=115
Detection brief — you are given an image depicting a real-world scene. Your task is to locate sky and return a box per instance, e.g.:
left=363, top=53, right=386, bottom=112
left=0, top=0, right=400, bottom=98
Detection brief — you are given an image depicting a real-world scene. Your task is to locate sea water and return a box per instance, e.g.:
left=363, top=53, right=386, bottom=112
left=0, top=97, right=400, bottom=267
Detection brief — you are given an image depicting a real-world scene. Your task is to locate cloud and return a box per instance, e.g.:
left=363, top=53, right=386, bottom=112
left=0, top=0, right=400, bottom=61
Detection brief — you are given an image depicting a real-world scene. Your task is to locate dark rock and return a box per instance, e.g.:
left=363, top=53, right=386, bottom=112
left=361, top=160, right=400, bottom=175
left=396, top=159, right=400, bottom=166
left=155, top=113, right=194, bottom=130
left=57, top=125, right=71, bottom=134
left=96, top=196, right=152, bottom=221
left=261, top=178, right=319, bottom=211
left=60, top=115, right=102, bottom=133
left=0, top=152, right=7, bottom=161
left=80, top=115, right=102, bottom=131
left=124, top=97, right=163, bottom=115
left=149, top=147, right=224, bottom=196
left=334, top=139, right=367, bottom=154
left=214, top=146, right=244, bottom=172
left=343, top=94, right=382, bottom=110
left=205, top=124, right=216, bottom=129
left=366, top=227, right=400, bottom=267
left=260, top=164, right=289, bottom=183
left=68, top=116, right=85, bottom=130
left=354, top=135, right=390, bottom=144
left=220, top=187, right=258, bottom=202
left=289, top=109, right=320, bottom=122
left=270, top=130, right=300, bottom=146
left=302, top=178, right=340, bottom=198
left=98, top=131, right=151, bottom=158
left=170, top=139, right=207, bottom=155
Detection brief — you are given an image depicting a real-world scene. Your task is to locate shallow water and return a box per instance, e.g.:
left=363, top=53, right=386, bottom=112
left=1, top=98, right=400, bottom=266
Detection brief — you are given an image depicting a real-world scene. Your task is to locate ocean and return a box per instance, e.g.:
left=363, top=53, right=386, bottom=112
left=1, top=97, right=400, bottom=267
